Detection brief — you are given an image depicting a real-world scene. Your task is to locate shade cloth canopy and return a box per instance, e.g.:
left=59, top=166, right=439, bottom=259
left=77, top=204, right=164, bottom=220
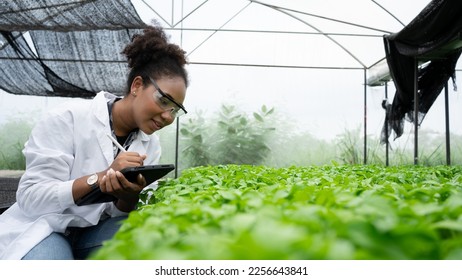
left=0, top=0, right=146, bottom=97
left=0, top=0, right=145, bottom=31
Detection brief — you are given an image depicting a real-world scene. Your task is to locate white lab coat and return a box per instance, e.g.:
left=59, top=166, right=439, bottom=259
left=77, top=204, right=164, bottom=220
left=0, top=91, right=161, bottom=259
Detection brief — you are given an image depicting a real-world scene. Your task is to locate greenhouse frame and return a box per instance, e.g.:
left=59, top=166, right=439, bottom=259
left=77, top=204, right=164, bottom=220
left=1, top=0, right=462, bottom=169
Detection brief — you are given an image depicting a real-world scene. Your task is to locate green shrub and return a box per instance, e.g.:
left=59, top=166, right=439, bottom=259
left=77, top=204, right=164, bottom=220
left=156, top=101, right=462, bottom=171
left=0, top=117, right=33, bottom=170
left=180, top=104, right=275, bottom=167
left=3, top=106, right=462, bottom=171
left=210, top=104, right=275, bottom=165
left=179, top=111, right=211, bottom=167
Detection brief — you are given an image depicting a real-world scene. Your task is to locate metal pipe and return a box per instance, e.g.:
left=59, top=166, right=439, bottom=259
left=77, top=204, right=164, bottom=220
left=364, top=68, right=367, bottom=164
left=414, top=58, right=419, bottom=165
left=445, top=82, right=451, bottom=165
left=385, top=82, right=389, bottom=166
left=175, top=118, right=180, bottom=178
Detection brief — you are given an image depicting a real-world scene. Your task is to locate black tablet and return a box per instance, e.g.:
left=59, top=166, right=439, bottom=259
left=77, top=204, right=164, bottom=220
left=120, top=164, right=175, bottom=185
left=76, top=164, right=175, bottom=206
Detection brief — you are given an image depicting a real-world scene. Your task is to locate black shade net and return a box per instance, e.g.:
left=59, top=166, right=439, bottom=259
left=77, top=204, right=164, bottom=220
left=382, top=0, right=462, bottom=143
left=0, top=0, right=144, bottom=31
left=0, top=0, right=146, bottom=98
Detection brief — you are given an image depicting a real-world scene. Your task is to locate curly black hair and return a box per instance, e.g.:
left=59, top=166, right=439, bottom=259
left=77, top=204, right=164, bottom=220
left=121, top=23, right=189, bottom=95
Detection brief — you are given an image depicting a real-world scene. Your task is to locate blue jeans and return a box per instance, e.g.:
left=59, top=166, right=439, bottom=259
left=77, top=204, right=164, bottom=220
left=22, top=216, right=126, bottom=260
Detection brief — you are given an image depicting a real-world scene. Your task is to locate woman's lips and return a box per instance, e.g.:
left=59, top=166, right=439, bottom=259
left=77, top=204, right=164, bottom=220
left=152, top=120, right=162, bottom=130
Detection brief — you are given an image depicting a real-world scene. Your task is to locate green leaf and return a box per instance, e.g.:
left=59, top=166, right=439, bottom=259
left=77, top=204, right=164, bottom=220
left=253, top=112, right=264, bottom=122
left=432, top=220, right=462, bottom=231
left=180, top=128, right=190, bottom=135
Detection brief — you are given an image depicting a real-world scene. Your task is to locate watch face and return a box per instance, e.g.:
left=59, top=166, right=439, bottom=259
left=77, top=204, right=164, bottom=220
left=87, top=174, right=98, bottom=185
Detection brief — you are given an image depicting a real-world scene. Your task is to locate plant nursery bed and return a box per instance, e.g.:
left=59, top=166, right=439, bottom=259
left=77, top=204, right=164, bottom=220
left=0, top=170, right=23, bottom=213
left=92, top=164, right=462, bottom=260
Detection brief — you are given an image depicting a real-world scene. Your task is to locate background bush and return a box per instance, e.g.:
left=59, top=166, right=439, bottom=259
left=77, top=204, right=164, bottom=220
left=1, top=102, right=462, bottom=171
left=0, top=116, right=34, bottom=170
left=180, top=104, right=275, bottom=166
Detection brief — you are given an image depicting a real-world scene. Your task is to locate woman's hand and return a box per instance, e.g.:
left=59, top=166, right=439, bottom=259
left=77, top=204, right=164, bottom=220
left=99, top=152, right=147, bottom=211
left=108, top=152, right=146, bottom=171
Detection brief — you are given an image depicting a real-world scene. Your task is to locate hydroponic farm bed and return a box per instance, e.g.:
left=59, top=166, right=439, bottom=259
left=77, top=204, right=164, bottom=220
left=92, top=164, right=462, bottom=260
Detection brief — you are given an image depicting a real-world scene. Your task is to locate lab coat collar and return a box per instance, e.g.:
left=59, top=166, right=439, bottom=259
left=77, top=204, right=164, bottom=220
left=93, top=92, right=115, bottom=165
left=93, top=91, right=116, bottom=125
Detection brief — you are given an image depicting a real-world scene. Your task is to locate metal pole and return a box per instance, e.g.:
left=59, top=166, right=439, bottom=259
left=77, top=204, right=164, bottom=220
left=444, top=81, right=451, bottom=165
left=173, top=0, right=185, bottom=179
left=364, top=68, right=367, bottom=164
left=385, top=82, right=389, bottom=166
left=175, top=118, right=179, bottom=178
left=414, top=58, right=419, bottom=165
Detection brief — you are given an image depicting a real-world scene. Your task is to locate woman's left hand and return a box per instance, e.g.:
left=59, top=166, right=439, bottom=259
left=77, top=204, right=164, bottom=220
left=100, top=168, right=147, bottom=211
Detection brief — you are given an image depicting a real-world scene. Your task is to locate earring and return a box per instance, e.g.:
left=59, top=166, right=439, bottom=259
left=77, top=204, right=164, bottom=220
left=132, top=91, right=137, bottom=96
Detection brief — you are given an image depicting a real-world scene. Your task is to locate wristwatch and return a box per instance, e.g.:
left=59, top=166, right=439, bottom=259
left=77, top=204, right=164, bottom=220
left=86, top=173, right=99, bottom=190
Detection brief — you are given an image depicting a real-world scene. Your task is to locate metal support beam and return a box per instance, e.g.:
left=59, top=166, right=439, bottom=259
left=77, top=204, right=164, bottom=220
left=364, top=68, right=367, bottom=164
left=174, top=118, right=180, bottom=178
left=384, top=82, right=389, bottom=166
left=414, top=58, right=419, bottom=165
left=444, top=82, right=451, bottom=165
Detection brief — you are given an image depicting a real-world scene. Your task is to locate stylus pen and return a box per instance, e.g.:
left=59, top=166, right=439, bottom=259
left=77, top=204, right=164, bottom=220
left=106, top=133, right=127, bottom=153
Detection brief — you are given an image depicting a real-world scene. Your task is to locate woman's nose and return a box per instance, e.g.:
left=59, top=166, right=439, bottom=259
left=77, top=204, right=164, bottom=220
left=160, top=110, right=175, bottom=124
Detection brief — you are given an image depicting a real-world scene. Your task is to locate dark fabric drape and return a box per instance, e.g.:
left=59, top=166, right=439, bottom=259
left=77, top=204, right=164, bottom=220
left=381, top=0, right=462, bottom=143
left=0, top=31, right=96, bottom=98
left=0, top=0, right=146, bottom=98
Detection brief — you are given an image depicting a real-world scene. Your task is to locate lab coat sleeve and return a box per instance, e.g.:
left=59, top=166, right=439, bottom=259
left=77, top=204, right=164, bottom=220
left=16, top=110, right=76, bottom=218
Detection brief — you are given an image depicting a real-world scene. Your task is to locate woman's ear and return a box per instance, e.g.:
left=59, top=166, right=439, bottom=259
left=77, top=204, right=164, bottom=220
left=129, top=76, right=144, bottom=96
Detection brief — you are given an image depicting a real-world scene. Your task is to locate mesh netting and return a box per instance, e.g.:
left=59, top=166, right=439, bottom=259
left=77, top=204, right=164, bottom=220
left=30, top=29, right=142, bottom=96
left=0, top=32, right=53, bottom=95
left=0, top=0, right=144, bottom=31
left=0, top=0, right=146, bottom=98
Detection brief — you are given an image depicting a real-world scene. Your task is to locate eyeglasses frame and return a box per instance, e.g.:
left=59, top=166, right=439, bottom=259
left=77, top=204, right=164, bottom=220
left=147, top=76, right=187, bottom=116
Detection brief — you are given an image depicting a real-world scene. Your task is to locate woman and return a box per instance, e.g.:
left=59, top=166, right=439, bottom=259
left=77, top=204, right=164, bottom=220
left=0, top=24, right=188, bottom=259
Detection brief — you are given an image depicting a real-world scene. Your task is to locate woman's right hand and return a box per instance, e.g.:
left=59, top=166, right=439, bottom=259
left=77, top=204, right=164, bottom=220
left=99, top=151, right=147, bottom=195
left=98, top=152, right=147, bottom=211
left=108, top=152, right=147, bottom=172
